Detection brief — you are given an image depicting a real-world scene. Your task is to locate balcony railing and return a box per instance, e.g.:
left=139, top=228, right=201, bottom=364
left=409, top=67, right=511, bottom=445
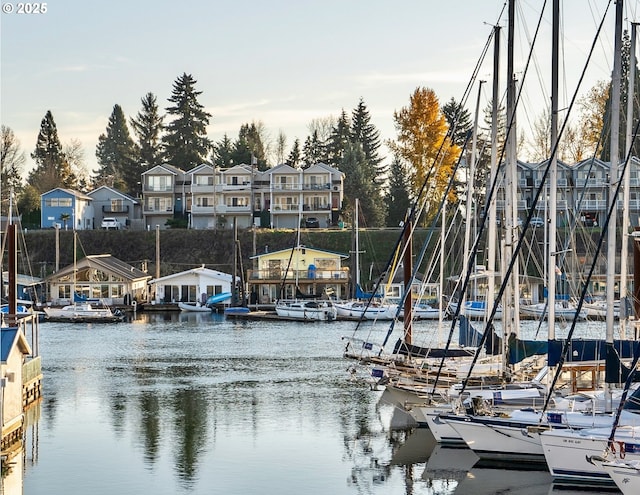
left=272, top=204, right=300, bottom=211
left=247, top=268, right=349, bottom=281
left=144, top=185, right=174, bottom=192
left=102, top=205, right=130, bottom=213
left=272, top=184, right=302, bottom=191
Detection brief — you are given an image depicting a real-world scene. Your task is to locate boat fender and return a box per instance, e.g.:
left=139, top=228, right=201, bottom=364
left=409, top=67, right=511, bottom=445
left=131, top=300, right=137, bottom=311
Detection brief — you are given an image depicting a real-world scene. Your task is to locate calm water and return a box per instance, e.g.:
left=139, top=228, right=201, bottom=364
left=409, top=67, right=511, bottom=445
left=15, top=313, right=619, bottom=494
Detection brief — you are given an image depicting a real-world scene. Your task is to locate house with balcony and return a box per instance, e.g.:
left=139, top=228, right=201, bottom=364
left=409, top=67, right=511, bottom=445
left=247, top=245, right=349, bottom=304
left=141, top=163, right=189, bottom=229
left=188, top=163, right=219, bottom=229
left=219, top=164, right=254, bottom=229
left=268, top=162, right=344, bottom=229
left=527, top=159, right=573, bottom=226
left=40, top=188, right=94, bottom=230
left=573, top=158, right=610, bottom=226
left=87, top=185, right=142, bottom=230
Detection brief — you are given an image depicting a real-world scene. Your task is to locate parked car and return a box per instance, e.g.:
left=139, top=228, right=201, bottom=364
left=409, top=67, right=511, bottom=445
left=101, top=217, right=121, bottom=230
left=529, top=216, right=545, bottom=227
left=305, top=217, right=320, bottom=228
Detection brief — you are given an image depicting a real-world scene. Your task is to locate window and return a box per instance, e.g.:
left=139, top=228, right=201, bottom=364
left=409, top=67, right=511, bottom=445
left=44, top=197, right=73, bottom=207
left=146, top=197, right=172, bottom=212
left=195, top=175, right=214, bottom=186
left=195, top=195, right=215, bottom=207
left=148, top=175, right=172, bottom=191
left=110, top=198, right=124, bottom=211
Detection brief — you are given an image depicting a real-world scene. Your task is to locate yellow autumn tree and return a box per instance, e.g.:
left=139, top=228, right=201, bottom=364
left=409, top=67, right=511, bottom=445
left=388, top=87, right=461, bottom=222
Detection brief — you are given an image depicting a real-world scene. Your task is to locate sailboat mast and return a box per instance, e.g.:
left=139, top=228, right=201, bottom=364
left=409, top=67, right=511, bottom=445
left=462, top=81, right=485, bottom=309
left=352, top=198, right=360, bottom=299
left=620, top=22, right=637, bottom=338
left=403, top=215, right=412, bottom=344
left=547, top=0, right=560, bottom=332
left=486, top=25, right=500, bottom=321
left=503, top=0, right=520, bottom=348
left=606, top=0, right=624, bottom=413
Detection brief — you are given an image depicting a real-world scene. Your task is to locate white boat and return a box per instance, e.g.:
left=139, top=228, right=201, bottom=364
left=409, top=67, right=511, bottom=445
left=541, top=425, right=640, bottom=484
left=601, top=459, right=640, bottom=494
left=399, top=302, right=442, bottom=320
left=519, top=301, right=587, bottom=320
left=448, top=300, right=502, bottom=320
left=333, top=300, right=396, bottom=320
left=275, top=299, right=337, bottom=321
left=581, top=299, right=620, bottom=319
left=178, top=301, right=212, bottom=312
left=43, top=303, right=123, bottom=323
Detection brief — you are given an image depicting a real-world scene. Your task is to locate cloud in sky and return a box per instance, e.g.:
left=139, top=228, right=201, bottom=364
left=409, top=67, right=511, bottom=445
left=0, top=0, right=629, bottom=177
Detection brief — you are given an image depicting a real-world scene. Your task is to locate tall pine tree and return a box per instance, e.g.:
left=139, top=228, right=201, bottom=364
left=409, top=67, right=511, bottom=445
left=286, top=139, right=302, bottom=168
left=162, top=73, right=212, bottom=169
left=385, top=155, right=412, bottom=227
left=600, top=30, right=640, bottom=161
left=340, top=141, right=386, bottom=227
left=302, top=129, right=325, bottom=167
left=212, top=134, right=234, bottom=168
left=28, top=110, right=76, bottom=193
left=130, top=92, right=164, bottom=170
left=95, top=104, right=139, bottom=195
left=325, top=110, right=351, bottom=167
left=350, top=98, right=385, bottom=178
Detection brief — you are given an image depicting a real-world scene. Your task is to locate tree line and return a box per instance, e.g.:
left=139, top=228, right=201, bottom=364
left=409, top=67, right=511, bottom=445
left=1, top=32, right=638, bottom=229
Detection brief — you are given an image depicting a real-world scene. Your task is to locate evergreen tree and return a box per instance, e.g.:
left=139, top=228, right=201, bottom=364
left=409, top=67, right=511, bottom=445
left=350, top=98, right=385, bottom=179
left=340, top=141, right=386, bottom=227
left=286, top=138, right=302, bottom=168
left=0, top=125, right=25, bottom=211
left=302, top=130, right=325, bottom=167
left=130, top=92, right=164, bottom=170
left=325, top=110, right=351, bottom=167
left=28, top=110, right=76, bottom=193
left=231, top=122, right=268, bottom=170
left=162, top=73, right=212, bottom=168
left=212, top=134, right=234, bottom=168
left=385, top=155, right=412, bottom=227
left=95, top=104, right=140, bottom=195
left=441, top=97, right=473, bottom=148
left=600, top=30, right=640, bottom=161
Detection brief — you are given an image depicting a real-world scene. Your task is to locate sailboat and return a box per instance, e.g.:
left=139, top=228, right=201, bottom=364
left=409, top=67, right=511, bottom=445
left=43, top=232, right=124, bottom=323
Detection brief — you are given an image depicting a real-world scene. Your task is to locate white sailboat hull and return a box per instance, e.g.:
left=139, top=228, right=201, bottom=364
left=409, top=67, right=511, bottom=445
left=541, top=425, right=640, bottom=483
left=43, top=303, right=121, bottom=322
left=519, top=302, right=587, bottom=320
left=275, top=300, right=337, bottom=321
left=333, top=300, right=396, bottom=320
left=602, top=460, right=640, bottom=494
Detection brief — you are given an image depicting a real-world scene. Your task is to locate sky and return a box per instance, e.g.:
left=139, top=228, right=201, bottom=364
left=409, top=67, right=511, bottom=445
left=1, top=0, right=638, bottom=179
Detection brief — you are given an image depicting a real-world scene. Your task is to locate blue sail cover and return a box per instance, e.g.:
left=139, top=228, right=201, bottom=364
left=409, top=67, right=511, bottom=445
left=354, top=284, right=383, bottom=299
left=507, top=337, right=639, bottom=367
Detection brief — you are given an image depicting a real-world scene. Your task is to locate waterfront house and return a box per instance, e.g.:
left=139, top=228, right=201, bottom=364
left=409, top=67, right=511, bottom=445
left=40, top=188, right=94, bottom=230
left=148, top=266, right=236, bottom=304
left=0, top=327, right=32, bottom=450
left=87, top=185, right=142, bottom=230
left=142, top=163, right=189, bottom=230
left=267, top=162, right=344, bottom=229
left=247, top=246, right=349, bottom=304
left=45, top=255, right=151, bottom=305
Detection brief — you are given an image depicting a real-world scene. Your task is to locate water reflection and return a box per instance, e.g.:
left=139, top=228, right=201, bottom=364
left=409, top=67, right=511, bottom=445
left=21, top=318, right=625, bottom=494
